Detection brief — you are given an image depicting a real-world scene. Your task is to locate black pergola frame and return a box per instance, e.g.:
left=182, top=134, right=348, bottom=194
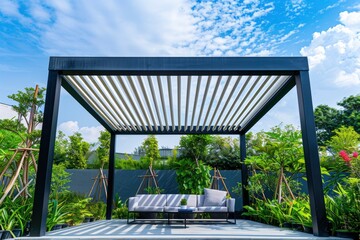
left=30, top=57, right=328, bottom=237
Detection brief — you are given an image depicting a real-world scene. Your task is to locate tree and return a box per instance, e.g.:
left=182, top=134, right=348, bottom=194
left=54, top=131, right=69, bottom=165
left=141, top=135, right=160, bottom=166
left=314, top=105, right=341, bottom=146
left=0, top=86, right=45, bottom=201
left=320, top=126, right=360, bottom=172
left=7, top=86, right=45, bottom=141
left=65, top=132, right=90, bottom=169
left=338, top=95, right=360, bottom=134
left=179, top=135, right=213, bottom=166
left=244, top=125, right=305, bottom=202
left=206, top=136, right=241, bottom=169
left=314, top=94, right=360, bottom=146
left=96, top=131, right=111, bottom=168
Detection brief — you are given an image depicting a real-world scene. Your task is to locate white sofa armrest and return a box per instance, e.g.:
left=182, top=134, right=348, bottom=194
left=227, top=198, right=235, bottom=212
left=128, top=197, right=138, bottom=211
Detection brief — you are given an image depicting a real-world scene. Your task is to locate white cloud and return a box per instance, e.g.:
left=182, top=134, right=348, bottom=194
left=339, top=11, right=360, bottom=31
left=0, top=0, right=306, bottom=58
left=16, top=0, right=196, bottom=56
left=300, top=10, right=360, bottom=88
left=354, top=4, right=360, bottom=10
left=0, top=0, right=31, bottom=24
left=0, top=0, right=21, bottom=18
left=187, top=0, right=276, bottom=56
left=286, top=0, right=307, bottom=17
left=57, top=121, right=104, bottom=143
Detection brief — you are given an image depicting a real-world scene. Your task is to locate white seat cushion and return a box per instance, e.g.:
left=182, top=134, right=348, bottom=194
left=164, top=206, right=197, bottom=212
left=134, top=206, right=164, bottom=212
left=197, top=206, right=228, bottom=212
left=137, top=194, right=166, bottom=207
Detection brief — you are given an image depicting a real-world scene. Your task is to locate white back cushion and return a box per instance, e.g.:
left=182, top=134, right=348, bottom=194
left=137, top=194, right=166, bottom=206
left=203, top=188, right=226, bottom=206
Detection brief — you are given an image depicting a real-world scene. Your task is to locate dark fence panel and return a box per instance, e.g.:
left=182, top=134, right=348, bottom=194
left=66, top=169, right=244, bottom=211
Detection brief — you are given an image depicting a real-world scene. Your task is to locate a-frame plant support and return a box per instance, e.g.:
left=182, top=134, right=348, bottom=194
left=136, top=163, right=160, bottom=194
left=210, top=168, right=230, bottom=196
left=0, top=85, right=40, bottom=204
left=88, top=167, right=108, bottom=201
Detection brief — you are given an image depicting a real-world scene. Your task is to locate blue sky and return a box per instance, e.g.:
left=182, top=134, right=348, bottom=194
left=0, top=0, right=359, bottom=153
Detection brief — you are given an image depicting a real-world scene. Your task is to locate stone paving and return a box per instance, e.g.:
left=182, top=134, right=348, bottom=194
left=18, top=219, right=349, bottom=240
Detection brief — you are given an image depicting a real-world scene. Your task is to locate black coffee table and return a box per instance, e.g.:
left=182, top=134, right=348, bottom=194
left=166, top=208, right=194, bottom=228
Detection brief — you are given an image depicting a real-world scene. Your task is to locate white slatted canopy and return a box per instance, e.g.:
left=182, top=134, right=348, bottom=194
left=63, top=74, right=290, bottom=133
left=53, top=57, right=308, bottom=134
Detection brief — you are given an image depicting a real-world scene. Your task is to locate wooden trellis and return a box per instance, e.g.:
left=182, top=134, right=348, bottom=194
left=0, top=85, right=40, bottom=204
left=88, top=168, right=108, bottom=201
left=210, top=168, right=230, bottom=196
left=136, top=164, right=160, bottom=195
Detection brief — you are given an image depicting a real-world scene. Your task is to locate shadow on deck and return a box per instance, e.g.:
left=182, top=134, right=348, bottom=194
left=19, top=219, right=347, bottom=240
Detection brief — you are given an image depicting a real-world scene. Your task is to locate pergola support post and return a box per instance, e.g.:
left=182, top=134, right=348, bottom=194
left=295, top=71, right=328, bottom=236
left=30, top=71, right=62, bottom=236
left=106, top=132, right=116, bottom=219
left=240, top=134, right=249, bottom=208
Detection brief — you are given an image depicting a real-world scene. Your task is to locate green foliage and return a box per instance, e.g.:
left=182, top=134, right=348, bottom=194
left=166, top=147, right=178, bottom=169
left=206, top=136, right=241, bottom=169
left=95, top=131, right=111, bottom=168
left=54, top=131, right=69, bottom=165
left=50, top=164, right=71, bottom=200
left=180, top=198, right=187, bottom=206
left=115, top=155, right=148, bottom=169
left=179, top=135, right=213, bottom=166
left=112, top=195, right=129, bottom=219
left=176, top=158, right=211, bottom=194
left=65, top=132, right=90, bottom=169
left=144, top=186, right=164, bottom=194
left=86, top=201, right=106, bottom=220
left=142, top=135, right=160, bottom=166
left=7, top=87, right=46, bottom=127
left=327, top=126, right=360, bottom=154
left=326, top=184, right=360, bottom=232
left=321, top=126, right=360, bottom=190
left=0, top=195, right=33, bottom=234
left=59, top=192, right=92, bottom=226
left=0, top=120, right=24, bottom=150
left=315, top=94, right=360, bottom=146
left=244, top=125, right=305, bottom=202
left=0, top=208, right=21, bottom=237
left=46, top=200, right=68, bottom=231
left=243, top=197, right=312, bottom=228
left=338, top=94, right=360, bottom=135
left=231, top=182, right=243, bottom=197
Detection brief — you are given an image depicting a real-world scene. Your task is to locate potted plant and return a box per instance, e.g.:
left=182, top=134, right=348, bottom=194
left=180, top=198, right=187, bottom=209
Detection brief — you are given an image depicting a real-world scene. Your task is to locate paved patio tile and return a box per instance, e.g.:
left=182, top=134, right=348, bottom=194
left=18, top=219, right=349, bottom=240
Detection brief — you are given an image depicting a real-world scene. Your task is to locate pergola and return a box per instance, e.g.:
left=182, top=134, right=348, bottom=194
left=30, top=57, right=328, bottom=236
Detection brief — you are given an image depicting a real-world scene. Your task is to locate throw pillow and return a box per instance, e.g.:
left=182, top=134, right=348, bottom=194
left=203, top=188, right=226, bottom=206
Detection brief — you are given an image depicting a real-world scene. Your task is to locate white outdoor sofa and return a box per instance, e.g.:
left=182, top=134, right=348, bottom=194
left=127, top=188, right=236, bottom=224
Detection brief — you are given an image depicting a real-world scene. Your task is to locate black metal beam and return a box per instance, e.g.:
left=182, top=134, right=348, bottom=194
left=240, top=134, right=249, bottom=208
left=30, top=71, right=62, bottom=236
left=49, top=57, right=308, bottom=76
left=61, top=78, right=113, bottom=133
left=114, top=126, right=241, bottom=135
left=295, top=71, right=328, bottom=237
left=240, top=76, right=296, bottom=134
left=106, top=132, right=116, bottom=219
